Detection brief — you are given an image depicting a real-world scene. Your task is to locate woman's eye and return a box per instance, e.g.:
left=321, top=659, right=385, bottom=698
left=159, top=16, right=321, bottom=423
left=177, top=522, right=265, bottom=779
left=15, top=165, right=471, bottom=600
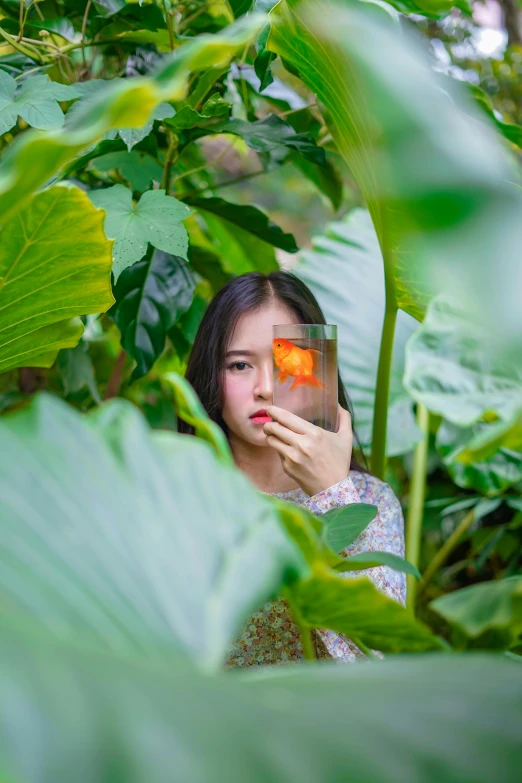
left=230, top=361, right=249, bottom=371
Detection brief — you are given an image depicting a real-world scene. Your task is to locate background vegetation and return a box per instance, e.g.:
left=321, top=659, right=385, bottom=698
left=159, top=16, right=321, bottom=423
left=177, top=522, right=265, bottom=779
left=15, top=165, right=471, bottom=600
left=1, top=1, right=521, bottom=780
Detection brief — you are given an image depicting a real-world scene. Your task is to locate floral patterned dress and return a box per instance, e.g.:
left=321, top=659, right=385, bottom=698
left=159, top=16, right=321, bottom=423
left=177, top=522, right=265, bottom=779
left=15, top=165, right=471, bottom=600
left=225, top=471, right=406, bottom=667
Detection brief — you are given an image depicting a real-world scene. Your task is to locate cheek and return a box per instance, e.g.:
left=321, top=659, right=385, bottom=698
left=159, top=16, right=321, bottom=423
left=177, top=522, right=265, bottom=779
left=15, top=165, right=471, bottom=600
left=223, top=374, right=251, bottom=414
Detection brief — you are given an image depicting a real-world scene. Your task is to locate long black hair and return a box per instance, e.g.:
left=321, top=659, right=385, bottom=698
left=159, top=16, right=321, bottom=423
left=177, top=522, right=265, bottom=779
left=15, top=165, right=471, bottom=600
left=177, top=270, right=370, bottom=474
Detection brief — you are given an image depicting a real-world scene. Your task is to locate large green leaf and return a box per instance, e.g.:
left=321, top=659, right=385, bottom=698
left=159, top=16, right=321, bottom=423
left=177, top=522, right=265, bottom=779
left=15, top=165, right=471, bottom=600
left=0, top=186, right=113, bottom=373
left=89, top=185, right=192, bottom=281
left=293, top=565, right=440, bottom=653
left=0, top=72, right=78, bottom=134
left=0, top=393, right=305, bottom=670
left=289, top=151, right=344, bottom=211
left=196, top=209, right=279, bottom=274
left=110, top=250, right=196, bottom=381
left=456, top=409, right=522, bottom=464
left=275, top=501, right=438, bottom=653
left=268, top=0, right=522, bottom=358
left=187, top=196, right=298, bottom=252
left=295, top=209, right=421, bottom=456
left=436, top=419, right=522, bottom=496
left=2, top=628, right=522, bottom=783
left=430, top=577, right=522, bottom=650
left=0, top=13, right=267, bottom=223
left=404, top=296, right=522, bottom=427
left=210, top=114, right=326, bottom=164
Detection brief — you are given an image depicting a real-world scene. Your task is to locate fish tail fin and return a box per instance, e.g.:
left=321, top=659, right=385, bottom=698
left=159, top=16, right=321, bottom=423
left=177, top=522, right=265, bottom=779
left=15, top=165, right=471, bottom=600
left=289, top=374, right=326, bottom=392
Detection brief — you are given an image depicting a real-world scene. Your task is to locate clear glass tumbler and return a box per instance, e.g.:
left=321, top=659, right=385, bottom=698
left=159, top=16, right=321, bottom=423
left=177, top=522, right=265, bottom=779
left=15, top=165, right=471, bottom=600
left=272, top=324, right=338, bottom=432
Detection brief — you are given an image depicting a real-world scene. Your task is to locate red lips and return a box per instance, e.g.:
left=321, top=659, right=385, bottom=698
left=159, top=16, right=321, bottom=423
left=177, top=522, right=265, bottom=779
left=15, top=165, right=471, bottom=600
left=250, top=409, right=269, bottom=418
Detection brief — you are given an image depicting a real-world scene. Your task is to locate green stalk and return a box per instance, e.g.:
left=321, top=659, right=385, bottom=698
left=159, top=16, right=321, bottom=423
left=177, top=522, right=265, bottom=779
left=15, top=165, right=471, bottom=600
left=352, top=637, right=379, bottom=661
left=162, top=0, right=175, bottom=52
left=418, top=507, right=476, bottom=598
left=0, top=26, right=46, bottom=63
left=405, top=403, right=430, bottom=613
left=370, top=299, right=397, bottom=479
left=284, top=590, right=316, bottom=661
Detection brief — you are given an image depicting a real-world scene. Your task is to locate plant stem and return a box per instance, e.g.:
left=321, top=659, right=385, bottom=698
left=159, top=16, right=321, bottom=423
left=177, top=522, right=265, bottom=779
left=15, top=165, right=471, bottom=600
left=104, top=349, right=127, bottom=400
left=18, top=0, right=24, bottom=41
left=0, top=26, right=46, bottom=62
left=161, top=133, right=178, bottom=193
left=417, top=507, right=476, bottom=598
left=405, top=403, right=430, bottom=614
left=370, top=300, right=397, bottom=479
left=175, top=137, right=239, bottom=184
left=284, top=590, right=316, bottom=661
left=60, top=38, right=124, bottom=54
left=352, top=637, right=379, bottom=661
left=163, top=0, right=175, bottom=51
left=81, top=0, right=92, bottom=67
left=180, top=167, right=266, bottom=199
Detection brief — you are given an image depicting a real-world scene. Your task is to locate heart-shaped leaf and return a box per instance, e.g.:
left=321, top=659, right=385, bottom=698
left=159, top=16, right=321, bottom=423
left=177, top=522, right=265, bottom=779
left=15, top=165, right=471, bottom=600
left=2, top=625, right=521, bottom=783
left=404, top=295, right=522, bottom=427
left=0, top=393, right=305, bottom=670
left=110, top=250, right=196, bottom=381
left=430, top=576, right=522, bottom=650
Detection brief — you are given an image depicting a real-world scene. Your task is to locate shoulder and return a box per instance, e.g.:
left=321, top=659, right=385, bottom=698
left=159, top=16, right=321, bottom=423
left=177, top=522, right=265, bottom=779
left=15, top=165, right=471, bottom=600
left=350, top=470, right=403, bottom=516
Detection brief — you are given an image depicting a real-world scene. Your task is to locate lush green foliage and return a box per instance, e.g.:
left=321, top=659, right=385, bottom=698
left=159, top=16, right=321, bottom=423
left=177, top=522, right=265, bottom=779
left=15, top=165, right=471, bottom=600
left=1, top=0, right=521, bottom=779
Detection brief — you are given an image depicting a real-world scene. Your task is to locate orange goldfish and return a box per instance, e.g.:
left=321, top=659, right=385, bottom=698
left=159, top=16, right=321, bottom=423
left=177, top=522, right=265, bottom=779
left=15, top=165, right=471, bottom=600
left=272, top=338, right=326, bottom=392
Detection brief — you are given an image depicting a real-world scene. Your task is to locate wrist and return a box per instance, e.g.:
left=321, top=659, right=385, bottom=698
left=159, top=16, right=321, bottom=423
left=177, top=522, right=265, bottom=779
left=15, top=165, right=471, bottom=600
left=303, top=473, right=348, bottom=498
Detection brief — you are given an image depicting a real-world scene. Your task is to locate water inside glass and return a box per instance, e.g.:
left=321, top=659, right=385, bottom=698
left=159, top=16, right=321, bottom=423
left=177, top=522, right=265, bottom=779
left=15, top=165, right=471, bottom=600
left=272, top=324, right=338, bottom=432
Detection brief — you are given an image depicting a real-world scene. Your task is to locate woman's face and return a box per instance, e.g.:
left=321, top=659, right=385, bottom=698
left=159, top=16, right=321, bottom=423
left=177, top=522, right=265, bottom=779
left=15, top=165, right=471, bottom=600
left=222, top=302, right=299, bottom=447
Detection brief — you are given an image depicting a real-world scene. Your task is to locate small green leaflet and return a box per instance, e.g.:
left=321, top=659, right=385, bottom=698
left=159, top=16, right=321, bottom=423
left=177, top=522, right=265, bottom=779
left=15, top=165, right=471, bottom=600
left=92, top=152, right=163, bottom=193
left=89, top=185, right=192, bottom=281
left=57, top=343, right=101, bottom=403
left=333, top=551, right=421, bottom=579
left=322, top=503, right=378, bottom=554
left=0, top=72, right=78, bottom=135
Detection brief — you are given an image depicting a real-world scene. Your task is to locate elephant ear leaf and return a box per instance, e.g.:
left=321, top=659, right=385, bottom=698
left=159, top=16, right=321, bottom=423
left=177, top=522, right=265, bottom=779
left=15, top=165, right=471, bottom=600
left=268, top=0, right=522, bottom=358
left=0, top=186, right=113, bottom=374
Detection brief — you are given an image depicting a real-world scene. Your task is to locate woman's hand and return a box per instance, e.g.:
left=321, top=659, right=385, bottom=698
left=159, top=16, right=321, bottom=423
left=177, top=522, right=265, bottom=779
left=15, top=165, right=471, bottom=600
left=263, top=404, right=353, bottom=497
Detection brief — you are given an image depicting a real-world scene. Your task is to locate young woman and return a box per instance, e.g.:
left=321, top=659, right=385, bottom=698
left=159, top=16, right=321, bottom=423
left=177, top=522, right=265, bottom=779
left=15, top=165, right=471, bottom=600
left=178, top=270, right=406, bottom=665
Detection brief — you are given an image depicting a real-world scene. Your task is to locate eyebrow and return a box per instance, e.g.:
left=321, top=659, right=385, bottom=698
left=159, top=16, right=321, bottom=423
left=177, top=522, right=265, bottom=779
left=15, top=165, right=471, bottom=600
left=226, top=350, right=256, bottom=357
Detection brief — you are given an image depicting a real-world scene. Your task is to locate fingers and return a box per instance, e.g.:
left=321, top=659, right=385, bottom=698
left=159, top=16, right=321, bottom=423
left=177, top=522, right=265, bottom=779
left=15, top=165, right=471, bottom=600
left=265, top=433, right=296, bottom=461
left=263, top=420, right=301, bottom=447
left=266, top=405, right=314, bottom=435
left=337, top=405, right=352, bottom=432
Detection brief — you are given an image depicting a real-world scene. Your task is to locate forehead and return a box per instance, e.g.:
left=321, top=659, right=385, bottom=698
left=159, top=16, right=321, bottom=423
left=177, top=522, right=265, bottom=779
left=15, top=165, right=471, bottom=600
left=227, top=302, right=298, bottom=350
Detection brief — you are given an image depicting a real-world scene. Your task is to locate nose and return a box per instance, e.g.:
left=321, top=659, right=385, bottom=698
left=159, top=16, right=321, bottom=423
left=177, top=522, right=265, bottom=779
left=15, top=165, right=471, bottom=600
left=254, top=361, right=273, bottom=402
